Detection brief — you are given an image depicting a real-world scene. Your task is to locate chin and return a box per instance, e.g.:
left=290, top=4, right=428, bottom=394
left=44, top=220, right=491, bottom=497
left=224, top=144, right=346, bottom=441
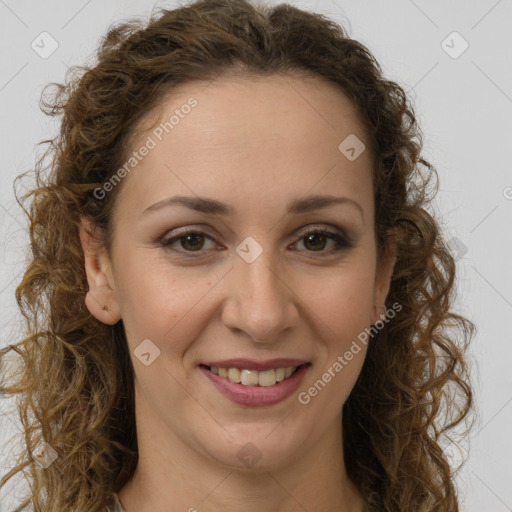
left=198, top=423, right=309, bottom=473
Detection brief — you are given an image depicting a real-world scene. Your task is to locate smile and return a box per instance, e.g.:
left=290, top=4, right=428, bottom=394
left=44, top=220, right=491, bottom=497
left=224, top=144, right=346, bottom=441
left=199, top=363, right=311, bottom=407
left=207, top=365, right=299, bottom=387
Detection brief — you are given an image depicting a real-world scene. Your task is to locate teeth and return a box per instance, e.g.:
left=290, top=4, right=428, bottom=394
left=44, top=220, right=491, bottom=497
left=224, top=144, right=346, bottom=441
left=227, top=368, right=241, bottom=383
left=241, top=369, right=259, bottom=386
left=209, top=365, right=298, bottom=386
left=258, top=369, right=276, bottom=387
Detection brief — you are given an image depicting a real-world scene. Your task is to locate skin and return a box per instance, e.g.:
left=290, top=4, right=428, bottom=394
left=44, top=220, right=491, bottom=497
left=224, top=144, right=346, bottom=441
left=79, top=73, right=396, bottom=512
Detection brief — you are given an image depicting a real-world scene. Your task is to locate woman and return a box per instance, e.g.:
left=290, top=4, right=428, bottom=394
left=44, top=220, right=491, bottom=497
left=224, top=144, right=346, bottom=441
left=0, top=0, right=474, bottom=510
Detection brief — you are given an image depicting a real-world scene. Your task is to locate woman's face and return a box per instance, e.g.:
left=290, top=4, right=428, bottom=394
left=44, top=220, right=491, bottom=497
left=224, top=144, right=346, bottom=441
left=81, top=74, right=395, bottom=472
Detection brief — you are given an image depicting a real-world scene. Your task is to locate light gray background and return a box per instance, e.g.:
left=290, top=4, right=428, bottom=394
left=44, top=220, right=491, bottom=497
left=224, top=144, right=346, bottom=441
left=1, top=1, right=511, bottom=510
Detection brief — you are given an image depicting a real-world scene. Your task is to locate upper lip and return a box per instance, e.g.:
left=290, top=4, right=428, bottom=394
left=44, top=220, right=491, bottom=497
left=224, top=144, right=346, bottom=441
left=200, top=358, right=310, bottom=371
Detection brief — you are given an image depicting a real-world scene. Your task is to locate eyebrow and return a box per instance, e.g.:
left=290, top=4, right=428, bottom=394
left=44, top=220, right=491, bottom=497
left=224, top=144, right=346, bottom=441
left=141, top=194, right=364, bottom=221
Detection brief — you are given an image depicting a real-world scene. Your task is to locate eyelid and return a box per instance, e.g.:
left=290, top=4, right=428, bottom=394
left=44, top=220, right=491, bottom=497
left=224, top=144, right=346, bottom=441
left=297, top=224, right=353, bottom=243
left=159, top=223, right=353, bottom=256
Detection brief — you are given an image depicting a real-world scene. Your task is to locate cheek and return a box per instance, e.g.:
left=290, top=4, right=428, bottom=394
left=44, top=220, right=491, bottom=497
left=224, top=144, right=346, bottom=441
left=302, top=272, right=374, bottom=407
left=299, top=260, right=376, bottom=337
left=327, top=278, right=375, bottom=339
left=114, top=252, right=220, bottom=351
left=295, top=258, right=376, bottom=399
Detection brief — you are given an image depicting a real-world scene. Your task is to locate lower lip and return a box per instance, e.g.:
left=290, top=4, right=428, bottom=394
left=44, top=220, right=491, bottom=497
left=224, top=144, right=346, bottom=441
left=199, top=364, right=311, bottom=407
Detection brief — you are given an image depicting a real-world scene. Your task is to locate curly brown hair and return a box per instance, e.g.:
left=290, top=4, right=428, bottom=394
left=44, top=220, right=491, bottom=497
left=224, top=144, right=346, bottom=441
left=0, top=0, right=474, bottom=510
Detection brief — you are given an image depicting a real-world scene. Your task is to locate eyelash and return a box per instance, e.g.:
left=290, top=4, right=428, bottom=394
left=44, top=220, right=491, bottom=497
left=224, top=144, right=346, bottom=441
left=159, top=226, right=353, bottom=257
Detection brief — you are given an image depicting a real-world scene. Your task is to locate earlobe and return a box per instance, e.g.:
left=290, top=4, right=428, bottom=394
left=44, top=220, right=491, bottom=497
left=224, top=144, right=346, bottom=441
left=79, top=217, right=121, bottom=325
left=84, top=292, right=121, bottom=325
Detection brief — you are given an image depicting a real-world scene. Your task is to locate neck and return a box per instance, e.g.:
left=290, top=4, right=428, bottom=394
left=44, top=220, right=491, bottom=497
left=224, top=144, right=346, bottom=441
left=118, top=398, right=364, bottom=511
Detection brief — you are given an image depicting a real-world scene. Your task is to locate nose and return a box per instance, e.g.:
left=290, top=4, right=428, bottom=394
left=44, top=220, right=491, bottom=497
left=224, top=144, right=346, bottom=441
left=221, top=247, right=299, bottom=344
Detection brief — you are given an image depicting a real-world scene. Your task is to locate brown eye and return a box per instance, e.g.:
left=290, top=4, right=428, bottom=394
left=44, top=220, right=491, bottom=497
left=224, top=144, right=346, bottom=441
left=180, top=233, right=206, bottom=251
left=293, top=228, right=352, bottom=255
left=303, top=232, right=328, bottom=251
left=161, top=230, right=217, bottom=254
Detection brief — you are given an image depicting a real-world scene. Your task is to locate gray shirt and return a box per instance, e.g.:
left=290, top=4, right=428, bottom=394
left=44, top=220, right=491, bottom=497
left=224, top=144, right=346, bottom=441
left=109, top=493, right=125, bottom=512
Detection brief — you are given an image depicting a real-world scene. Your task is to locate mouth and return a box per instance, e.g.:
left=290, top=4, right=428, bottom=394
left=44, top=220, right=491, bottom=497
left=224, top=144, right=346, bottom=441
left=198, top=362, right=312, bottom=407
left=199, top=363, right=310, bottom=387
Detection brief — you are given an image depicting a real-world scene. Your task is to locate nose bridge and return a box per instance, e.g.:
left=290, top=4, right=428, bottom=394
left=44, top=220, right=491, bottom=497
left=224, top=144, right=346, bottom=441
left=223, top=244, right=296, bottom=342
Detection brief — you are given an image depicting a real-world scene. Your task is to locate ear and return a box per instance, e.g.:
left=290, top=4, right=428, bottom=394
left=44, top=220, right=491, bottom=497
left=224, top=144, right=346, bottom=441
left=371, top=227, right=399, bottom=325
left=79, top=217, right=121, bottom=325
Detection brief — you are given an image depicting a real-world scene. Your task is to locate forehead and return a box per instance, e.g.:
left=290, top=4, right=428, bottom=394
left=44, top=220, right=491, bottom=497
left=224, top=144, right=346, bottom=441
left=137, top=73, right=370, bottom=150
left=114, top=73, right=374, bottom=222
